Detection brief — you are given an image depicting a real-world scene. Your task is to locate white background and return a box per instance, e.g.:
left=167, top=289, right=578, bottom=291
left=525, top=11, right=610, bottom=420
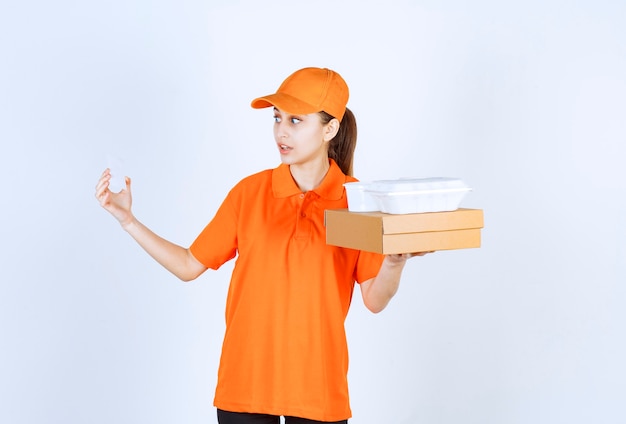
left=1, top=1, right=625, bottom=423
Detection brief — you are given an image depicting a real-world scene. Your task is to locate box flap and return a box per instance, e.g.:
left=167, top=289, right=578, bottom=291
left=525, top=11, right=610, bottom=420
left=381, top=208, right=484, bottom=234
left=326, top=208, right=483, bottom=234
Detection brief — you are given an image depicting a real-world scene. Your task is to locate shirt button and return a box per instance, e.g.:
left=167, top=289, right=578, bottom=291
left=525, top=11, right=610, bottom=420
left=301, top=212, right=306, bottom=217
left=299, top=194, right=305, bottom=199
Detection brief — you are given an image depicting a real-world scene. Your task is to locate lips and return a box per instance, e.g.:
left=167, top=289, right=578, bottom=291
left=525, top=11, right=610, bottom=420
left=278, top=144, right=293, bottom=153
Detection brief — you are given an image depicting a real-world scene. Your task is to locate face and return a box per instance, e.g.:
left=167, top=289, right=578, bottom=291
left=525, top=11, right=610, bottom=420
left=272, top=108, right=338, bottom=168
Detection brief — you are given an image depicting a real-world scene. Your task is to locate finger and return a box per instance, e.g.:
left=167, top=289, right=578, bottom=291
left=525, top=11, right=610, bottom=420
left=411, top=251, right=434, bottom=257
left=95, top=173, right=114, bottom=196
left=118, top=176, right=132, bottom=194
left=387, top=253, right=411, bottom=261
left=99, top=168, right=111, bottom=181
left=95, top=184, right=109, bottom=201
left=95, top=172, right=111, bottom=190
left=97, top=189, right=110, bottom=206
left=95, top=175, right=110, bottom=194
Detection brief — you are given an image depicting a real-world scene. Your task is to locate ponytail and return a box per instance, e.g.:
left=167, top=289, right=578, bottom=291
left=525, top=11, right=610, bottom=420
left=320, top=107, right=357, bottom=176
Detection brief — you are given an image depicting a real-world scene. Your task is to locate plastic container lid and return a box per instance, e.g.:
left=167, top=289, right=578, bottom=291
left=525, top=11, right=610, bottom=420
left=367, top=177, right=469, bottom=195
left=364, top=177, right=472, bottom=214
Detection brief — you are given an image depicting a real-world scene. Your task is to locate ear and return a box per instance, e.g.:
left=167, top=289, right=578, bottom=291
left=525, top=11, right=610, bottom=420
left=323, top=118, right=340, bottom=142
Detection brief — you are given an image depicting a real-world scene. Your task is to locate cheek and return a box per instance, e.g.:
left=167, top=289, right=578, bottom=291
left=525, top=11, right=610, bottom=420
left=303, top=126, right=326, bottom=145
left=273, top=124, right=281, bottom=140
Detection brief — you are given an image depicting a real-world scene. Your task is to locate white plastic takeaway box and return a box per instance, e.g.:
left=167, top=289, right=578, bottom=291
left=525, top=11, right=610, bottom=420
left=343, top=182, right=379, bottom=212
left=365, top=177, right=471, bottom=214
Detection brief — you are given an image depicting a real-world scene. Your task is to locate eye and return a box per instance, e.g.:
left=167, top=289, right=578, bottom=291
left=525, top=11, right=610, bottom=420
left=273, top=115, right=281, bottom=123
left=290, top=117, right=301, bottom=124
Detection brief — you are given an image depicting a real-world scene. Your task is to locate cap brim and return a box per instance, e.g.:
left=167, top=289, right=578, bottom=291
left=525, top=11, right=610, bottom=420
left=251, top=92, right=319, bottom=115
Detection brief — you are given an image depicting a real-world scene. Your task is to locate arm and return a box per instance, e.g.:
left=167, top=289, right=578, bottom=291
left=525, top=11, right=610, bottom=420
left=121, top=218, right=207, bottom=282
left=95, top=169, right=207, bottom=282
left=359, top=252, right=431, bottom=313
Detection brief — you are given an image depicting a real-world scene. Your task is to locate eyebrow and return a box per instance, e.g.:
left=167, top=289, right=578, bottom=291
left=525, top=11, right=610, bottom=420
left=273, top=107, right=303, bottom=118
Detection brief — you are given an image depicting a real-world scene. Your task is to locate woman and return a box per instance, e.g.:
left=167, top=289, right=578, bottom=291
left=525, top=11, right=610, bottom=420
left=95, top=67, right=427, bottom=424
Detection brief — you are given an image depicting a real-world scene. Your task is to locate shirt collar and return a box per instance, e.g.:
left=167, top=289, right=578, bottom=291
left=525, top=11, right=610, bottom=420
left=272, top=159, right=347, bottom=200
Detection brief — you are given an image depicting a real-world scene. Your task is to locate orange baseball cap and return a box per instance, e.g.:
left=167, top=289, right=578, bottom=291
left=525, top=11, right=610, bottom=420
left=251, top=67, right=349, bottom=121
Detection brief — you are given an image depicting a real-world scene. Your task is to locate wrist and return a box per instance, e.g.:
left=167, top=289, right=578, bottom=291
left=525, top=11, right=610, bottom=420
left=120, top=215, right=137, bottom=232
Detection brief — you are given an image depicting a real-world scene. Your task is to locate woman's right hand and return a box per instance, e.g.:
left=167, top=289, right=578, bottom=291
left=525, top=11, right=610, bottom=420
left=95, top=168, right=134, bottom=228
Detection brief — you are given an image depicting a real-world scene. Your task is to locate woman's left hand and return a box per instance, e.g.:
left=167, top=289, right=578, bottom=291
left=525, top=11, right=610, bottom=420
left=385, top=251, right=434, bottom=264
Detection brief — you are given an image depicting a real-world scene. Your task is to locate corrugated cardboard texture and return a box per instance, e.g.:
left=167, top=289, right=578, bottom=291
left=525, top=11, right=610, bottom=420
left=325, top=208, right=484, bottom=254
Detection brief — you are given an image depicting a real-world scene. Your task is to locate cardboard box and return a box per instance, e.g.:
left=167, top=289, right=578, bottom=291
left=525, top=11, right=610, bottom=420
left=325, top=208, right=484, bottom=254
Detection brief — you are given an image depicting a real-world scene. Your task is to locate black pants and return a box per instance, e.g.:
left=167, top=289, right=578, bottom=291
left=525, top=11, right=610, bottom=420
left=217, top=409, right=348, bottom=424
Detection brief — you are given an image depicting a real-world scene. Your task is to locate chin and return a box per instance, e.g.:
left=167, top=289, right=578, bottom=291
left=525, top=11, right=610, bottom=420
left=279, top=156, right=297, bottom=166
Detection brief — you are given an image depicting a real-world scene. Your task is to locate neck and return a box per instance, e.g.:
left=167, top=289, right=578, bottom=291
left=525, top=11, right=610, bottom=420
left=289, top=158, right=330, bottom=192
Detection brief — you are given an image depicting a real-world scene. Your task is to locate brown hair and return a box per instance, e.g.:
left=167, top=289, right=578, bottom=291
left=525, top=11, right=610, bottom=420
left=320, top=108, right=357, bottom=176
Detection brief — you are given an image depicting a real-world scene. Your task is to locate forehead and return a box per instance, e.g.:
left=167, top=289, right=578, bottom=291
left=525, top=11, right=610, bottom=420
left=273, top=107, right=320, bottom=119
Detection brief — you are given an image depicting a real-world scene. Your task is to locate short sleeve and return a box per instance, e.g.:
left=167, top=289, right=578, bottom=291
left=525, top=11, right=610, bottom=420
left=354, top=250, right=385, bottom=283
left=189, top=192, right=238, bottom=270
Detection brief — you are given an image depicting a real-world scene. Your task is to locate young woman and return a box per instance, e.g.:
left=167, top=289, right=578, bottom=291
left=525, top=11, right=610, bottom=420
left=95, top=67, right=427, bottom=424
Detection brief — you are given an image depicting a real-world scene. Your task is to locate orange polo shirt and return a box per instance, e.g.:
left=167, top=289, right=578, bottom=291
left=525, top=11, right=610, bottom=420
left=189, top=160, right=384, bottom=421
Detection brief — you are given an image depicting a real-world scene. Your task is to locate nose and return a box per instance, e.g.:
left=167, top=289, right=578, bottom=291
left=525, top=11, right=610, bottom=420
left=274, top=120, right=288, bottom=139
